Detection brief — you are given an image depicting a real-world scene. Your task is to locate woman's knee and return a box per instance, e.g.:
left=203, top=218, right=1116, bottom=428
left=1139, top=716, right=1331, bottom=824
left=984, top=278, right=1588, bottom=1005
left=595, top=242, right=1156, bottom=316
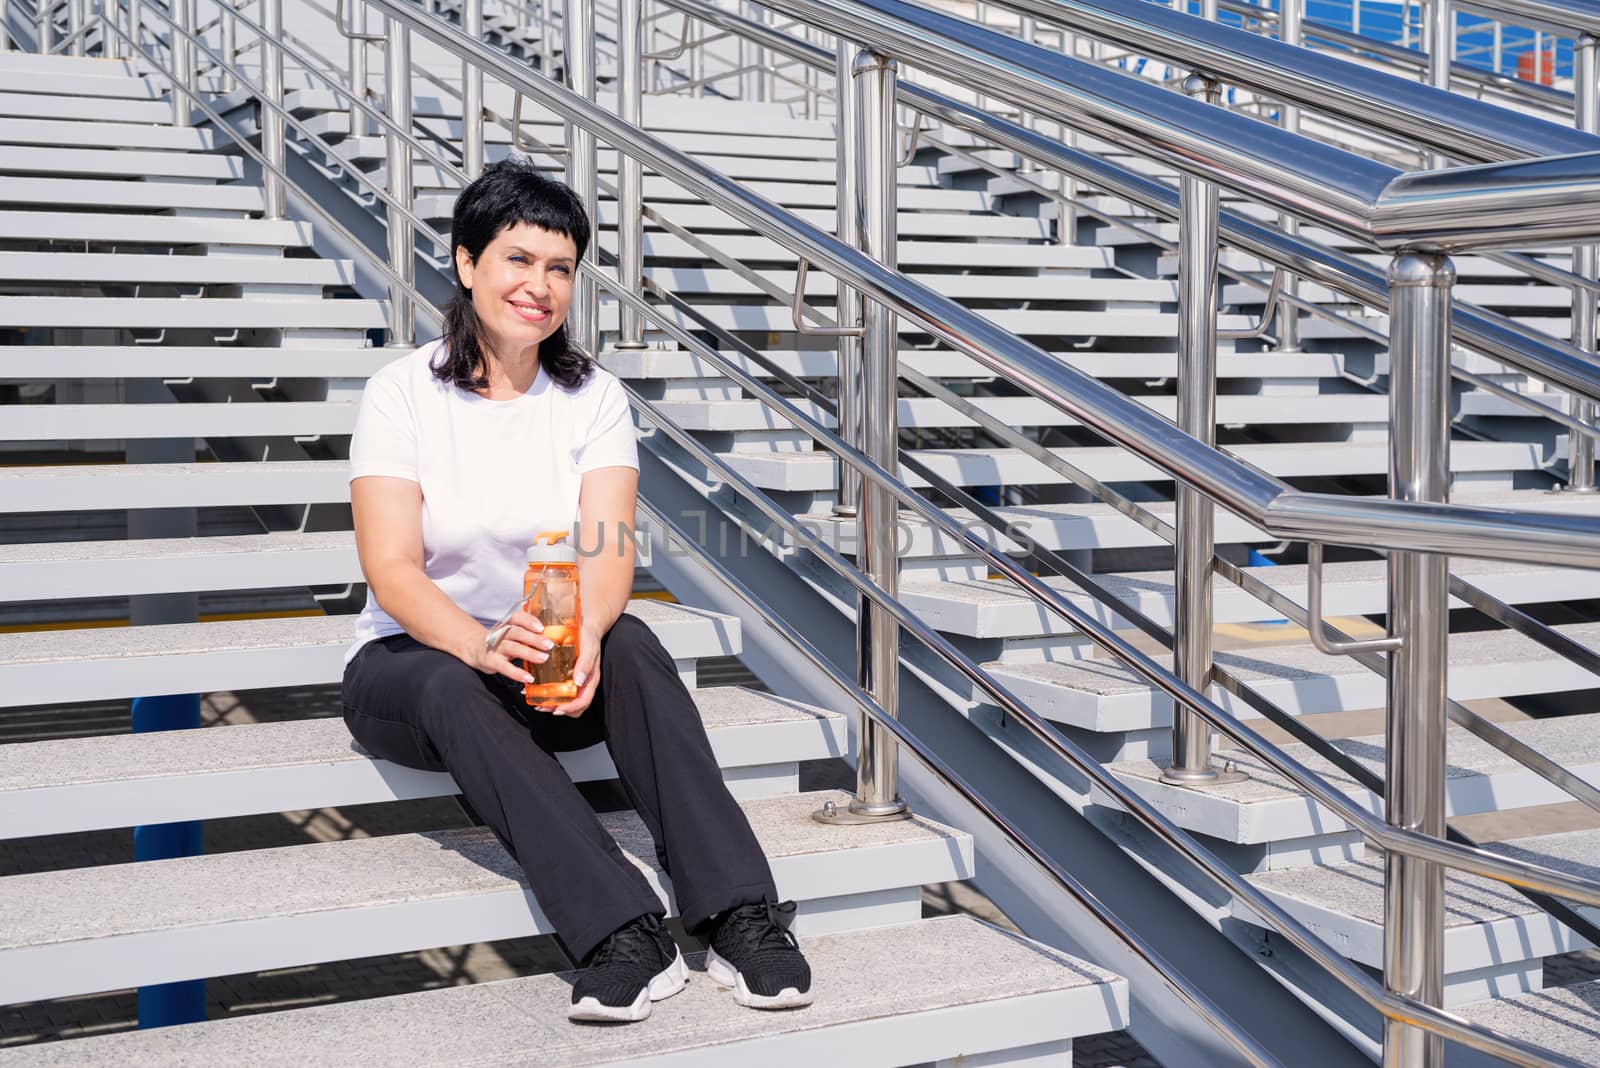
left=601, top=613, right=669, bottom=665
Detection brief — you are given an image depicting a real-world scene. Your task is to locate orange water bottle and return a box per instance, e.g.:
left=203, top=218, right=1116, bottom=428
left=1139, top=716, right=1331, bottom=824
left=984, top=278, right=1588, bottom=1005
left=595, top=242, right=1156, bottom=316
left=522, top=531, right=582, bottom=704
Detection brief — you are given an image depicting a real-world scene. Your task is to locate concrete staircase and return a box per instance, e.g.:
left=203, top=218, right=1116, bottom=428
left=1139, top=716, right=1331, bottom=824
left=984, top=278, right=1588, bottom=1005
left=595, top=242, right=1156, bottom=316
left=0, top=46, right=1130, bottom=1067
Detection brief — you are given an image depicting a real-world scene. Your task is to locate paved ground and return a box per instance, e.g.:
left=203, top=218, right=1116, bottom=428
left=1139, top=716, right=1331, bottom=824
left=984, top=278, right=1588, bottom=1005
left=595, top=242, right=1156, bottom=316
left=0, top=678, right=1160, bottom=1066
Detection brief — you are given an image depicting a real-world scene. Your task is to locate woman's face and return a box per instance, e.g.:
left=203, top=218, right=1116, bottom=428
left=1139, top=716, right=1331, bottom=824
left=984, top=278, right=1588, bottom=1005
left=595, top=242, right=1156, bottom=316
left=455, top=222, right=578, bottom=359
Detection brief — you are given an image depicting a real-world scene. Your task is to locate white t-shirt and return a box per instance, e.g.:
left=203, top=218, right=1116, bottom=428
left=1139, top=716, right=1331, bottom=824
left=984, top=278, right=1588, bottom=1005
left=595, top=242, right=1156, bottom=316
left=345, top=339, right=639, bottom=662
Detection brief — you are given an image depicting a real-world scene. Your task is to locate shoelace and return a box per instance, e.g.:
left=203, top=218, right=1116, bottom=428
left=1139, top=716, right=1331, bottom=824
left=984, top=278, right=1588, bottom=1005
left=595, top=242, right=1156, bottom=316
left=587, top=915, right=661, bottom=971
left=718, top=899, right=800, bottom=954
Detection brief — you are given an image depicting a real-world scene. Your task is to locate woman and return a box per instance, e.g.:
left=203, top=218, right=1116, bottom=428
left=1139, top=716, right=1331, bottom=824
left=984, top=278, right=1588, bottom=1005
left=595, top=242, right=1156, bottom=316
left=340, top=158, right=813, bottom=1023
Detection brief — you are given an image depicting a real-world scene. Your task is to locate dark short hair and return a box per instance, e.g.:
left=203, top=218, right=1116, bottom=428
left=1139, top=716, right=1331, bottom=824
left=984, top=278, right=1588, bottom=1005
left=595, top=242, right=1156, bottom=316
left=434, top=158, right=594, bottom=391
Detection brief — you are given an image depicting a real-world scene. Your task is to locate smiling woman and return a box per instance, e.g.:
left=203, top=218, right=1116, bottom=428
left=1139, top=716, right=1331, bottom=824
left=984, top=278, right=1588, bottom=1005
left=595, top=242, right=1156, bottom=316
left=338, top=158, right=814, bottom=1028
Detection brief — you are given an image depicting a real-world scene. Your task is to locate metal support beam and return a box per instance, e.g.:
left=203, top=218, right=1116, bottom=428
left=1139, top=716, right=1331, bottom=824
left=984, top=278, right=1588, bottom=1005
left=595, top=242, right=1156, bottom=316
left=1382, top=251, right=1454, bottom=1068
left=834, top=39, right=864, bottom=518
left=616, top=0, right=646, bottom=347
left=1569, top=34, right=1598, bottom=491
left=385, top=16, right=415, bottom=347
left=261, top=0, right=285, bottom=220
left=566, top=0, right=599, bottom=356
left=462, top=0, right=484, bottom=179
left=1164, top=74, right=1242, bottom=788
left=817, top=49, right=908, bottom=825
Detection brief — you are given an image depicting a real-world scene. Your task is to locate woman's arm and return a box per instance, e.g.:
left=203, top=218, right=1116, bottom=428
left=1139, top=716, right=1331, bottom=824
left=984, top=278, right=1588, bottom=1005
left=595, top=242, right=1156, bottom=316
left=536, top=464, right=639, bottom=715
left=351, top=475, right=549, bottom=682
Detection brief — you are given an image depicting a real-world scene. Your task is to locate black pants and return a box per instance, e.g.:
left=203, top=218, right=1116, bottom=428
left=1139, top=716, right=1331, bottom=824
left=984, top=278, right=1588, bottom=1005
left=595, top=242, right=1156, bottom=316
left=341, top=614, right=779, bottom=961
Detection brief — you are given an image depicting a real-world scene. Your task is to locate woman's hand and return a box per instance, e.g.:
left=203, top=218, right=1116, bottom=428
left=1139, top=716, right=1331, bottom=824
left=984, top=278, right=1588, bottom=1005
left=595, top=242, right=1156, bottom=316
left=473, top=608, right=554, bottom=685
left=535, top=623, right=602, bottom=717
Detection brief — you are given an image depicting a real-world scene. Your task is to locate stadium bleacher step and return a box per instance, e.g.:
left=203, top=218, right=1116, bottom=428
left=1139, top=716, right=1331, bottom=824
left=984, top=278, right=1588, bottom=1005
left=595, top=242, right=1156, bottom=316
left=0, top=460, right=352, bottom=513
left=640, top=265, right=1175, bottom=302
left=0, top=686, right=847, bottom=836
left=0, top=145, right=243, bottom=181
left=0, top=210, right=314, bottom=246
left=7, top=401, right=357, bottom=442
left=0, top=116, right=216, bottom=151
left=715, top=439, right=1547, bottom=494
left=1101, top=713, right=1600, bottom=844
left=632, top=232, right=1115, bottom=270
left=990, top=620, right=1600, bottom=733
left=0, top=175, right=261, bottom=213
left=1460, top=978, right=1600, bottom=1061
left=0, top=916, right=1128, bottom=1068
left=0, top=68, right=157, bottom=99
left=0, top=790, right=973, bottom=1004
left=0, top=296, right=384, bottom=331
left=0, top=599, right=739, bottom=707
left=0, top=90, right=171, bottom=123
left=0, top=251, right=358, bottom=286
left=902, top=557, right=1600, bottom=641
left=0, top=345, right=391, bottom=380
left=1230, top=831, right=1600, bottom=1005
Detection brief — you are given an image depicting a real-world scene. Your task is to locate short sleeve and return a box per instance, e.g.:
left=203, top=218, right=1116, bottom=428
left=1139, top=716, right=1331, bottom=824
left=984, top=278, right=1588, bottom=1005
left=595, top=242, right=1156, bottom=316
left=573, top=374, right=639, bottom=474
left=349, top=372, right=420, bottom=483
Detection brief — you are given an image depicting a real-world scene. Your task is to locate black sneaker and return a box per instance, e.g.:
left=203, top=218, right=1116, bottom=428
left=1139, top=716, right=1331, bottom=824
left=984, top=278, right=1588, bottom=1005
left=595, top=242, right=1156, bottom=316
left=704, top=899, right=814, bottom=1009
left=568, top=913, right=688, bottom=1023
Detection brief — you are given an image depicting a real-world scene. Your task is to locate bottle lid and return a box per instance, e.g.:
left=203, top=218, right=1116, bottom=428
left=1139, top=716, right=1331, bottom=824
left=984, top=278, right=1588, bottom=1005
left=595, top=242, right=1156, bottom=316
left=527, top=530, right=578, bottom=564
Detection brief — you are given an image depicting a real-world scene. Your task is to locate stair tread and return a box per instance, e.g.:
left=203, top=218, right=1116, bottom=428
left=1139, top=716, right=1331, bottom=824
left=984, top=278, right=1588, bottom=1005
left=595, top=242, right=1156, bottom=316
left=0, top=790, right=975, bottom=1005
left=0, top=210, right=312, bottom=246
left=1460, top=978, right=1600, bottom=1061
left=0, top=116, right=215, bottom=151
left=0, top=687, right=844, bottom=837
left=0, top=144, right=242, bottom=180
left=0, top=175, right=261, bottom=211
left=0, top=460, right=352, bottom=513
left=0, top=345, right=392, bottom=379
left=0, top=296, right=385, bottom=329
left=0, top=251, right=356, bottom=285
left=7, top=401, right=359, bottom=441
left=0, top=916, right=1125, bottom=1067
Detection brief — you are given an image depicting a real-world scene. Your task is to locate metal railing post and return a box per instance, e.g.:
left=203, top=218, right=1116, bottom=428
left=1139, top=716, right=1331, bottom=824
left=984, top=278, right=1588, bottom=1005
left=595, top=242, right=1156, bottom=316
left=129, top=0, right=141, bottom=54
left=538, top=0, right=553, bottom=78
left=170, top=0, right=192, bottom=124
left=1164, top=72, right=1244, bottom=787
left=68, top=0, right=83, bottom=54
left=833, top=37, right=863, bottom=519
left=385, top=14, right=415, bottom=347
left=1569, top=33, right=1598, bottom=492
left=817, top=47, right=909, bottom=825
left=1428, top=0, right=1452, bottom=92
left=1382, top=251, right=1453, bottom=1068
left=1275, top=0, right=1302, bottom=352
left=261, top=0, right=284, bottom=220
left=219, top=0, right=237, bottom=92
left=349, top=1, right=370, bottom=136
left=463, top=0, right=484, bottom=178
left=615, top=0, right=646, bottom=348
left=566, top=0, right=599, bottom=356
left=97, top=0, right=115, bottom=59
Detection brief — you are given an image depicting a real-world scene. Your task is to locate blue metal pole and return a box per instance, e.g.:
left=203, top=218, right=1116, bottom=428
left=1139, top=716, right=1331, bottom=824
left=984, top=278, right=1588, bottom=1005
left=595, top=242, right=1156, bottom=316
left=132, top=692, right=205, bottom=1027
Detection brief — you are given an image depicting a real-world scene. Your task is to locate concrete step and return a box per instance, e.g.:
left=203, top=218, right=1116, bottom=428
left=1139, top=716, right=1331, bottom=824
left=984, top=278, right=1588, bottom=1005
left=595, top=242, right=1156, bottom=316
left=910, top=556, right=1600, bottom=641
left=0, top=116, right=215, bottom=151
left=0, top=600, right=738, bottom=707
left=1460, top=978, right=1600, bottom=1062
left=0, top=175, right=261, bottom=213
left=0, top=91, right=172, bottom=123
left=0, top=460, right=350, bottom=513
left=0, top=210, right=313, bottom=247
left=0, top=69, right=158, bottom=100
left=626, top=301, right=1239, bottom=339
left=0, top=915, right=1126, bottom=1068
left=640, top=265, right=1176, bottom=303
left=0, top=53, right=144, bottom=78
left=0, top=531, right=361, bottom=601
left=630, top=232, right=1113, bottom=270
left=0, top=296, right=384, bottom=330
left=5, top=401, right=358, bottom=442
left=0, top=345, right=390, bottom=380
left=0, top=686, right=846, bottom=836
left=1232, top=836, right=1597, bottom=1005
left=602, top=346, right=1345, bottom=382
left=651, top=392, right=1386, bottom=434
left=0, top=145, right=242, bottom=181
left=0, top=790, right=973, bottom=1004
left=1105, top=713, right=1600, bottom=845
left=0, top=251, right=357, bottom=286
left=715, top=439, right=1546, bottom=493
left=1002, top=619, right=1600, bottom=735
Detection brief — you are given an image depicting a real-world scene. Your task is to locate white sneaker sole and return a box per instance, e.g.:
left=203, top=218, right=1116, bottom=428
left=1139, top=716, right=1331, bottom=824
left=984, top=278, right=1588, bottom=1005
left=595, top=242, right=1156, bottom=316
left=704, top=945, right=815, bottom=1010
left=568, top=947, right=689, bottom=1023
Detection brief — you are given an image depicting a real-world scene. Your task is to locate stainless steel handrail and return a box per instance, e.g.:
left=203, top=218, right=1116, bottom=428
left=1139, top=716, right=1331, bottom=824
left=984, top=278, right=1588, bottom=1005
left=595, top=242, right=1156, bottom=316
left=659, top=0, right=1600, bottom=407
left=979, top=0, right=1597, bottom=163
left=594, top=267, right=1597, bottom=1068
left=1458, top=0, right=1600, bottom=36
left=362, top=0, right=1600, bottom=571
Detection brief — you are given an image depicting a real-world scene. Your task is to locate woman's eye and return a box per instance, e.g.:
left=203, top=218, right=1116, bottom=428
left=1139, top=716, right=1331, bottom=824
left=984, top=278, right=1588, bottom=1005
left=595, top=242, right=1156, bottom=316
left=553, top=265, right=571, bottom=275
left=510, top=255, right=528, bottom=265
